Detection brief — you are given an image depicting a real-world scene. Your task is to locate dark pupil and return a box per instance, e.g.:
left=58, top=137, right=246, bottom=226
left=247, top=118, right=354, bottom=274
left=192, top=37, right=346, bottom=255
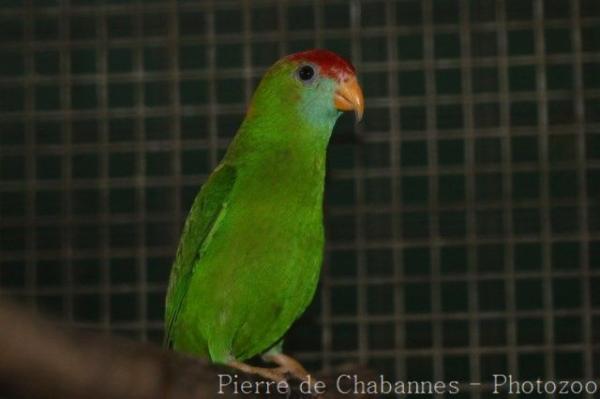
left=298, top=65, right=314, bottom=81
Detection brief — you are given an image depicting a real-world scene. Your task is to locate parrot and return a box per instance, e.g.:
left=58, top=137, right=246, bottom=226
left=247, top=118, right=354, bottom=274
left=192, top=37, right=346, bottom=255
left=164, top=49, right=364, bottom=382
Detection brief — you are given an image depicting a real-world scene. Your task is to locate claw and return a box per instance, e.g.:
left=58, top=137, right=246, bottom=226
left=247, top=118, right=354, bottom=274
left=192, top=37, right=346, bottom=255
left=227, top=360, right=287, bottom=383
left=262, top=353, right=311, bottom=382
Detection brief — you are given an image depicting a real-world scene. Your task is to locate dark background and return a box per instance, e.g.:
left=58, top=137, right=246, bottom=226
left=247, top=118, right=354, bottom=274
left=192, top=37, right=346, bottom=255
left=1, top=0, right=600, bottom=397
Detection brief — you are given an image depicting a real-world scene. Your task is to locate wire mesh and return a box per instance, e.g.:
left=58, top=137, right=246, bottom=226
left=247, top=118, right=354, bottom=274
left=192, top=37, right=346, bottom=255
left=1, top=0, right=600, bottom=397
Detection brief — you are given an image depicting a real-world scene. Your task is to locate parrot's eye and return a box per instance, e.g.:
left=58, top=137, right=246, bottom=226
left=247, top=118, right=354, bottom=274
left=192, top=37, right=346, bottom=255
left=296, top=64, right=316, bottom=83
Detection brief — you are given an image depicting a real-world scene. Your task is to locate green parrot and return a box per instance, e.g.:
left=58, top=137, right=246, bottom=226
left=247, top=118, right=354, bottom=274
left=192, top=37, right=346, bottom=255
left=164, top=49, right=364, bottom=381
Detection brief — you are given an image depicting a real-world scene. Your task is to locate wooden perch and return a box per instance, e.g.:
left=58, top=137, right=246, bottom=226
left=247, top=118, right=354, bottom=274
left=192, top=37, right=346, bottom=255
left=0, top=301, right=375, bottom=399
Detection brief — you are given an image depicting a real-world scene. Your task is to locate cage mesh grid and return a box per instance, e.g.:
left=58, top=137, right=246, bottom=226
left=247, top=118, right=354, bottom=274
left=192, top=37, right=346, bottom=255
left=0, top=0, right=600, bottom=396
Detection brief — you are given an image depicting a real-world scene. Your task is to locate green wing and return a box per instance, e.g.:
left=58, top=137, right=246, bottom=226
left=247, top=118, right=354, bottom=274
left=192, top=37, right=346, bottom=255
left=163, top=163, right=237, bottom=347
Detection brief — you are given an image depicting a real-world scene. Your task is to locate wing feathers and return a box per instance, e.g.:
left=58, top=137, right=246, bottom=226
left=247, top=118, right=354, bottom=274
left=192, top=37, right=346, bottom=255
left=163, top=163, right=237, bottom=347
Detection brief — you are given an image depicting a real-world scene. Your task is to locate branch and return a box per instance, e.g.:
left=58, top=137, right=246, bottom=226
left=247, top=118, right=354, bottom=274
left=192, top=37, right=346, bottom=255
left=0, top=301, right=374, bottom=399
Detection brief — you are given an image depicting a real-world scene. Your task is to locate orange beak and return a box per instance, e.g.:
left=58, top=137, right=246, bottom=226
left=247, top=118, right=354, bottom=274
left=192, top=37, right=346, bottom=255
left=334, top=76, right=364, bottom=121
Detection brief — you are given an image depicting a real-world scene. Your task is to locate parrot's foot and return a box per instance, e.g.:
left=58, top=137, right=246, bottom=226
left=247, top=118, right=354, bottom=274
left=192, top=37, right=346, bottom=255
left=227, top=360, right=287, bottom=383
left=262, top=352, right=310, bottom=382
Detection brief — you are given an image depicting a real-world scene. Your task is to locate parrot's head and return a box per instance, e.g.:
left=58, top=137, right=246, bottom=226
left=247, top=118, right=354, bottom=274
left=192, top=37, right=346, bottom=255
left=249, top=49, right=364, bottom=131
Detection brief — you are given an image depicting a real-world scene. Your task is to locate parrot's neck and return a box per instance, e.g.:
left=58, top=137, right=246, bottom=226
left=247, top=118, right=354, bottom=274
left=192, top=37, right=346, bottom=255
left=227, top=106, right=336, bottom=166
left=224, top=110, right=338, bottom=205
